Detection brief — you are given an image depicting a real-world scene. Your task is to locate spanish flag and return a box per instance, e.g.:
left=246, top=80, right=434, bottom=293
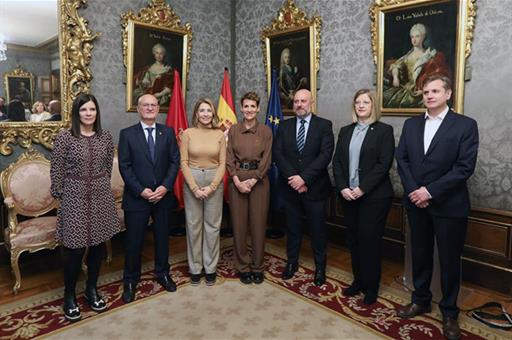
left=166, top=70, right=188, bottom=209
left=217, top=68, right=237, bottom=132
left=217, top=68, right=236, bottom=202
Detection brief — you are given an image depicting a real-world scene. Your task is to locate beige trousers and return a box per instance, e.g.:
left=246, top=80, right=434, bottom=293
left=183, top=167, right=223, bottom=275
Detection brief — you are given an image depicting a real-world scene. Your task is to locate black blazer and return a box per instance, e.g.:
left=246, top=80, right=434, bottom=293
left=273, top=114, right=334, bottom=201
left=118, top=122, right=180, bottom=211
left=333, top=121, right=395, bottom=200
left=396, top=110, right=479, bottom=218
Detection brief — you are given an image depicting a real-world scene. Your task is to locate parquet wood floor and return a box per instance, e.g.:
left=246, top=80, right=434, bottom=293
left=1, top=231, right=511, bottom=314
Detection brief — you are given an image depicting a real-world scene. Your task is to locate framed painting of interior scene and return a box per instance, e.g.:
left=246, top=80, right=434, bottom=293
left=371, top=0, right=476, bottom=115
left=261, top=0, right=321, bottom=115
left=4, top=67, right=35, bottom=109
left=125, top=22, right=186, bottom=113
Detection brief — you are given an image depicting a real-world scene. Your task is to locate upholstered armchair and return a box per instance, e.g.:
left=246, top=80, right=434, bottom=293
left=0, top=149, right=59, bottom=294
left=106, top=149, right=125, bottom=262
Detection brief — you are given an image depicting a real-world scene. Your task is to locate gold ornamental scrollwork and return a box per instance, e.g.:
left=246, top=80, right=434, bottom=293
left=0, top=0, right=99, bottom=156
left=261, top=0, right=322, bottom=114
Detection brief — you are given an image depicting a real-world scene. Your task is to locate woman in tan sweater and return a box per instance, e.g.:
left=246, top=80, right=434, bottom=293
left=180, top=98, right=226, bottom=286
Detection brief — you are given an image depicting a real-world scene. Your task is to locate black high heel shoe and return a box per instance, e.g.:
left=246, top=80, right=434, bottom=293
left=63, top=292, right=81, bottom=322
left=84, top=286, right=107, bottom=312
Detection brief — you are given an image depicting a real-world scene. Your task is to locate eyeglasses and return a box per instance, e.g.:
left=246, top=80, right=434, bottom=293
left=140, top=103, right=158, bottom=108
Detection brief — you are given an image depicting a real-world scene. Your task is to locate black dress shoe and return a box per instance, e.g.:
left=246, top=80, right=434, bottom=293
left=314, top=267, right=326, bottom=286
left=396, top=302, right=431, bottom=319
left=343, top=283, right=362, bottom=297
left=205, top=272, right=217, bottom=286
left=363, top=292, right=378, bottom=306
left=443, top=317, right=461, bottom=340
left=122, top=283, right=136, bottom=304
left=190, top=273, right=202, bottom=286
left=251, top=272, right=264, bottom=284
left=239, top=272, right=252, bottom=284
left=156, top=275, right=177, bottom=292
left=281, top=263, right=298, bottom=280
left=84, top=286, right=107, bottom=312
left=63, top=292, right=81, bottom=322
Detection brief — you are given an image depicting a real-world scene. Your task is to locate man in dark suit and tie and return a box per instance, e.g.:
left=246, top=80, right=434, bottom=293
left=396, top=75, right=479, bottom=340
left=273, top=89, right=334, bottom=286
left=119, top=94, right=180, bottom=303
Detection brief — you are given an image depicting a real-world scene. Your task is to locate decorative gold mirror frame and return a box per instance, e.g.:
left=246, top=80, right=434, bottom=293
left=370, top=0, right=477, bottom=116
left=261, top=0, right=322, bottom=114
left=121, top=0, right=193, bottom=112
left=0, top=0, right=99, bottom=155
left=3, top=66, right=35, bottom=105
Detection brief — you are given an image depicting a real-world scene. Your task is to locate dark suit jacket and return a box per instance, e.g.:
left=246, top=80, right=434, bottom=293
left=396, top=110, right=479, bottom=218
left=332, top=121, right=395, bottom=200
left=273, top=114, right=334, bottom=201
left=118, top=122, right=180, bottom=211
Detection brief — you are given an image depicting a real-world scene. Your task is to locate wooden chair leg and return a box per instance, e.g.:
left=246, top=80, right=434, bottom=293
left=11, top=249, right=22, bottom=295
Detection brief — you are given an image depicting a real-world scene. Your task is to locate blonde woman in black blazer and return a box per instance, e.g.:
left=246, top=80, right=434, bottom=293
left=332, top=89, right=395, bottom=305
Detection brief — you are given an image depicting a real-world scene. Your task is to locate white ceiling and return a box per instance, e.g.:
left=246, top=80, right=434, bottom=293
left=0, top=0, right=58, bottom=47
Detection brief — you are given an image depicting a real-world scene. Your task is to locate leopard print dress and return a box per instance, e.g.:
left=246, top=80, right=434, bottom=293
left=50, top=129, right=121, bottom=249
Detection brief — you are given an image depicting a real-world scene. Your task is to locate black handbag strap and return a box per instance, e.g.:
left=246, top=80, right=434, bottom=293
left=467, top=302, right=512, bottom=330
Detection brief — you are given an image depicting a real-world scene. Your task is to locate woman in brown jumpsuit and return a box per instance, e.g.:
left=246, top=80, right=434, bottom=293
left=226, top=92, right=272, bottom=284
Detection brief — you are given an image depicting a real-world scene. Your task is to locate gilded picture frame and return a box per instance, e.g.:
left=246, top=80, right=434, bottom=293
left=4, top=66, right=35, bottom=109
left=0, top=0, right=99, bottom=155
left=261, top=0, right=321, bottom=115
left=370, top=0, right=476, bottom=116
left=122, top=0, right=192, bottom=113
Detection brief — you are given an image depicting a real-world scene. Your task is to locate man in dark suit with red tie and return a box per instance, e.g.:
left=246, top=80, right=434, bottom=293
left=118, top=94, right=180, bottom=303
left=396, top=75, right=479, bottom=340
left=273, top=89, right=334, bottom=286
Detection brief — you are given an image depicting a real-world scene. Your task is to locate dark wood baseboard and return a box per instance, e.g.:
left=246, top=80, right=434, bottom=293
left=325, top=189, right=512, bottom=295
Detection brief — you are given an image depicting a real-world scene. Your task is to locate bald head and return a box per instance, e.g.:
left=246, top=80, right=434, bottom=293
left=137, top=94, right=159, bottom=124
left=293, top=89, right=313, bottom=118
left=48, top=100, right=61, bottom=114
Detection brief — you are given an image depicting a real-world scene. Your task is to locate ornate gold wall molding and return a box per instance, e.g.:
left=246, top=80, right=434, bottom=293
left=0, top=0, right=100, bottom=156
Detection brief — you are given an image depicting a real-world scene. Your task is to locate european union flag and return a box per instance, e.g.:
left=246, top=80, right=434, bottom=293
left=266, top=69, right=284, bottom=212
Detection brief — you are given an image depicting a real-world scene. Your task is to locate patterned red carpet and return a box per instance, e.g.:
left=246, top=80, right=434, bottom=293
left=0, top=244, right=504, bottom=339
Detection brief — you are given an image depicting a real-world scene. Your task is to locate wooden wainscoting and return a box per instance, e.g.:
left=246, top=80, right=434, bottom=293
left=326, top=189, right=512, bottom=294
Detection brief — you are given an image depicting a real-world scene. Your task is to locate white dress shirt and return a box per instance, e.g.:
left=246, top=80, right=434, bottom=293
left=424, top=106, right=448, bottom=154
left=296, top=113, right=312, bottom=144
left=140, top=121, right=157, bottom=142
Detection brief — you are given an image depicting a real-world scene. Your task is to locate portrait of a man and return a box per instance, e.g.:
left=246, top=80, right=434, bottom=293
left=269, top=29, right=310, bottom=113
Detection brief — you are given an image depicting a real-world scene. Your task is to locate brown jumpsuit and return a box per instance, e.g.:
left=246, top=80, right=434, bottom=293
left=226, top=121, right=272, bottom=273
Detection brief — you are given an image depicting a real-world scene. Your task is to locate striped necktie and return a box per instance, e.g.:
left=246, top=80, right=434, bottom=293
left=297, top=119, right=306, bottom=153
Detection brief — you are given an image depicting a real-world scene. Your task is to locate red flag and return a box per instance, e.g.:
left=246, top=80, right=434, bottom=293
left=217, top=68, right=237, bottom=202
left=166, top=70, right=188, bottom=209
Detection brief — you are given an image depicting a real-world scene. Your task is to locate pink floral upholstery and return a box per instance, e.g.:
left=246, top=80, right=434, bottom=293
left=111, top=154, right=125, bottom=231
left=8, top=216, right=57, bottom=249
left=111, top=155, right=124, bottom=201
left=8, top=162, right=54, bottom=214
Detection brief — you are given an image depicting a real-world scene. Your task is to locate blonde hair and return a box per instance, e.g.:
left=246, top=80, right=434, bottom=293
left=32, top=101, right=44, bottom=114
left=351, top=89, right=380, bottom=124
left=192, top=98, right=220, bottom=128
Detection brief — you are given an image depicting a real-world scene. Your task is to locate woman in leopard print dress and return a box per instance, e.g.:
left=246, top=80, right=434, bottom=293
left=50, top=93, right=121, bottom=322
